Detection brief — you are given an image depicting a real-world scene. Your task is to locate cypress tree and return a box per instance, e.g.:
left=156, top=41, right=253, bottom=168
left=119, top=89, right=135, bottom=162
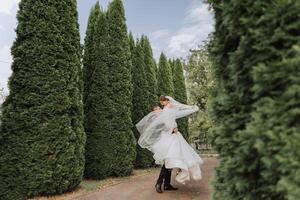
left=169, top=58, right=175, bottom=75
left=140, top=35, right=158, bottom=108
left=240, top=1, right=300, bottom=199
left=208, top=1, right=262, bottom=199
left=157, top=53, right=174, bottom=96
left=0, top=0, right=85, bottom=199
left=153, top=60, right=158, bottom=93
left=208, top=0, right=300, bottom=199
left=153, top=59, right=158, bottom=77
left=128, top=32, right=135, bottom=61
left=173, top=59, right=189, bottom=140
left=83, top=3, right=112, bottom=179
left=131, top=39, right=153, bottom=168
left=106, top=0, right=136, bottom=176
left=82, top=4, right=100, bottom=104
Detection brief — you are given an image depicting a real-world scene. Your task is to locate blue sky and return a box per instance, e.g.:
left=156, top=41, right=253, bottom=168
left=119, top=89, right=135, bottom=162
left=0, top=0, right=214, bottom=94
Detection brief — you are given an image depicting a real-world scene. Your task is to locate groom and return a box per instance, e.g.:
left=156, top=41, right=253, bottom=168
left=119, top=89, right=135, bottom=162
left=155, top=127, right=179, bottom=193
left=153, top=101, right=178, bottom=193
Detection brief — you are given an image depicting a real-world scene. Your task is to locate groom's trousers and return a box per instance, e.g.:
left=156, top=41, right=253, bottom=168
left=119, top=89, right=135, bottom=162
left=156, top=164, right=172, bottom=186
left=156, top=129, right=177, bottom=186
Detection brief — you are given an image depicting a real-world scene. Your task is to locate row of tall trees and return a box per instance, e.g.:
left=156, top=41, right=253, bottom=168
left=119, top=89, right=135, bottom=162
left=82, top=0, right=189, bottom=171
left=0, top=0, right=189, bottom=198
left=208, top=0, right=300, bottom=199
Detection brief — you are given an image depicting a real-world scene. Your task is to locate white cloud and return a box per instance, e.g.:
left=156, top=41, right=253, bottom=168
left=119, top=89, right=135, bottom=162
left=0, top=25, right=5, bottom=31
left=0, top=0, right=19, bottom=94
left=0, top=45, right=12, bottom=94
left=148, top=29, right=171, bottom=60
left=148, top=1, right=214, bottom=61
left=166, top=1, right=214, bottom=58
left=150, top=29, right=170, bottom=41
left=0, top=0, right=20, bottom=15
left=185, top=1, right=211, bottom=24
left=168, top=31, right=195, bottom=54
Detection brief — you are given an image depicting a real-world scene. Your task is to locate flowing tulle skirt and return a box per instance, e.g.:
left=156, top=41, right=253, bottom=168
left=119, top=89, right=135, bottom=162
left=151, top=131, right=203, bottom=184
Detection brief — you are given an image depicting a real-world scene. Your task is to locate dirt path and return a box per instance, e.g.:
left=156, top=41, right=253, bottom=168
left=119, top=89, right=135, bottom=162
left=76, top=157, right=218, bottom=200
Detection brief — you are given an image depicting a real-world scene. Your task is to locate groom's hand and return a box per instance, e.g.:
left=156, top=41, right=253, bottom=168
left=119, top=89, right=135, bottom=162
left=172, top=128, right=178, bottom=134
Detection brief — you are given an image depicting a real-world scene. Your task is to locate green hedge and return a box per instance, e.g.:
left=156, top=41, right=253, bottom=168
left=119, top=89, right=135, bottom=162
left=0, top=0, right=85, bottom=199
left=208, top=0, right=300, bottom=199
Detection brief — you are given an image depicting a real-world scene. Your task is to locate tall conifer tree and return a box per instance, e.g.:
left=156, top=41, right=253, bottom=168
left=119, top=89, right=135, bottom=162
left=173, top=59, right=189, bottom=140
left=106, top=0, right=136, bottom=176
left=0, top=0, right=85, bottom=198
left=157, top=53, right=174, bottom=96
left=83, top=3, right=113, bottom=179
left=140, top=35, right=158, bottom=108
left=131, top=39, right=153, bottom=168
left=82, top=5, right=100, bottom=104
left=128, top=32, right=135, bottom=61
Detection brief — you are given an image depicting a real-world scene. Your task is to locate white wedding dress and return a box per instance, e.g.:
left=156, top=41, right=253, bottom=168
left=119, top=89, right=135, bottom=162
left=136, top=97, right=203, bottom=184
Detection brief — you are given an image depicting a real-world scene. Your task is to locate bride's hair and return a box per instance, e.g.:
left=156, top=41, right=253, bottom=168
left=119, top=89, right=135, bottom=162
left=159, top=95, right=170, bottom=101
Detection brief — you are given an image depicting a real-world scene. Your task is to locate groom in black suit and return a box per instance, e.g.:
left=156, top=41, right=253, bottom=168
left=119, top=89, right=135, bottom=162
left=155, top=127, right=179, bottom=193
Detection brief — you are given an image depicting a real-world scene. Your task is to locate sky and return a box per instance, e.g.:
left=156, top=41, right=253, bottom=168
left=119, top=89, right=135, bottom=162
left=0, top=0, right=214, bottom=94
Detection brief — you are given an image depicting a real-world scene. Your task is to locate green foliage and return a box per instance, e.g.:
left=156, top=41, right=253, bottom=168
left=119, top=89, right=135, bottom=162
left=0, top=0, right=85, bottom=199
left=241, top=2, right=300, bottom=198
left=131, top=39, right=153, bottom=168
left=208, top=0, right=300, bottom=199
left=128, top=32, right=135, bottom=61
left=157, top=53, right=174, bottom=96
left=106, top=0, right=136, bottom=176
left=82, top=3, right=113, bottom=179
left=129, top=34, right=158, bottom=168
left=0, top=87, right=5, bottom=129
left=140, top=35, right=158, bottom=108
left=153, top=60, right=158, bottom=86
left=82, top=3, right=100, bottom=104
left=173, top=59, right=189, bottom=140
left=185, top=44, right=214, bottom=146
left=0, top=87, right=5, bottom=104
left=169, top=58, right=175, bottom=75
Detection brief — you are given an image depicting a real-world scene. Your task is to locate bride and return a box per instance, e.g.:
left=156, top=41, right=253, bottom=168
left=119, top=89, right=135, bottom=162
left=136, top=95, right=203, bottom=192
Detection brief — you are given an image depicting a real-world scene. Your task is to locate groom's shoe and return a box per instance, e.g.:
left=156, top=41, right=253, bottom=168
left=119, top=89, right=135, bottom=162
left=164, top=184, right=178, bottom=191
left=155, top=183, right=163, bottom=193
